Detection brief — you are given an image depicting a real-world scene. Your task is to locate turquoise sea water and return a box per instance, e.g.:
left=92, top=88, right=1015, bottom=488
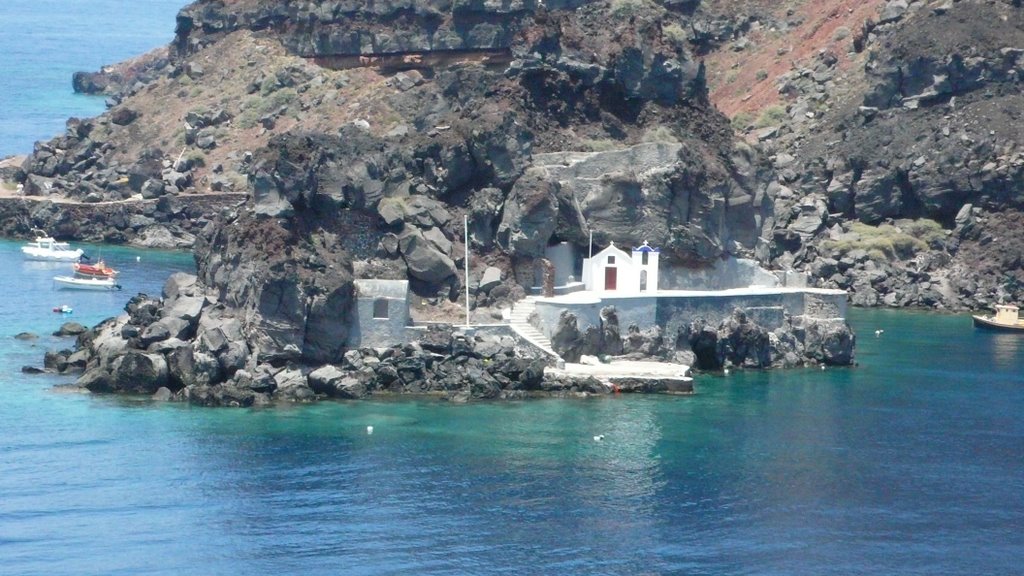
left=0, top=237, right=1022, bottom=575
left=0, top=0, right=185, bottom=157
left=2, top=3, right=1024, bottom=575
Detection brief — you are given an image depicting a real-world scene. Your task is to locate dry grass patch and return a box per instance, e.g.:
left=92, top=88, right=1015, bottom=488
left=821, top=219, right=945, bottom=261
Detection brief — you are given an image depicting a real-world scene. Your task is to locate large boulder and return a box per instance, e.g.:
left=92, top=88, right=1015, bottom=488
left=167, top=346, right=222, bottom=389
left=478, top=267, right=502, bottom=293
left=252, top=170, right=294, bottom=218
left=716, top=310, right=771, bottom=369
left=273, top=367, right=316, bottom=402
left=398, top=226, right=457, bottom=283
left=377, top=195, right=451, bottom=229
left=53, top=322, right=88, bottom=337
left=799, top=317, right=856, bottom=366
left=308, top=365, right=367, bottom=399
left=163, top=273, right=199, bottom=302
left=139, top=317, right=192, bottom=347
left=496, top=167, right=560, bottom=257
left=135, top=225, right=194, bottom=249
left=195, top=312, right=244, bottom=355
left=93, top=351, right=170, bottom=394
left=549, top=310, right=606, bottom=363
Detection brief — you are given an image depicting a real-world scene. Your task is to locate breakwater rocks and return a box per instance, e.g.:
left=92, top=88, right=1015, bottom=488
left=42, top=273, right=693, bottom=406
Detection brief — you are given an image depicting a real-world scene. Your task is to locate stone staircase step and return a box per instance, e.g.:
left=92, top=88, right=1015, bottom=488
left=507, top=296, right=559, bottom=363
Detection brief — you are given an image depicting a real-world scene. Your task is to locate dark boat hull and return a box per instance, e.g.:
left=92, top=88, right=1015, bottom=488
left=972, top=315, right=1024, bottom=332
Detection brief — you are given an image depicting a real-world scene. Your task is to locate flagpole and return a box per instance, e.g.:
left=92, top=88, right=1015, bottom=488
left=464, top=214, right=470, bottom=328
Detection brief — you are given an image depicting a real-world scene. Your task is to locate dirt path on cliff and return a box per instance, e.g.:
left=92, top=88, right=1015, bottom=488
left=0, top=188, right=245, bottom=206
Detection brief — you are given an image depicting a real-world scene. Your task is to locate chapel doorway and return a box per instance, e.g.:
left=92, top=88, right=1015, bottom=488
left=604, top=267, right=617, bottom=291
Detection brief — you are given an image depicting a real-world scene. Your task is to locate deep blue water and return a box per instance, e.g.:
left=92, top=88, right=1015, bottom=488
left=0, top=235, right=1021, bottom=575
left=0, top=0, right=185, bottom=157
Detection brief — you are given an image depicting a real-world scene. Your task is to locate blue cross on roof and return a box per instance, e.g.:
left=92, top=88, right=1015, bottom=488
left=633, top=240, right=660, bottom=253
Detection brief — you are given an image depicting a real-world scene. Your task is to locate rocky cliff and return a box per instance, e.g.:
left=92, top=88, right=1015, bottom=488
left=709, top=0, right=1024, bottom=310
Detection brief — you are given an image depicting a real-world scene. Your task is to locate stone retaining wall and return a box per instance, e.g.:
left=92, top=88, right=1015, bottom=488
left=531, top=289, right=848, bottom=340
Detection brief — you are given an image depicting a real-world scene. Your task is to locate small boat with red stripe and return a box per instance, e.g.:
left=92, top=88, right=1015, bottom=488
left=72, top=259, right=118, bottom=278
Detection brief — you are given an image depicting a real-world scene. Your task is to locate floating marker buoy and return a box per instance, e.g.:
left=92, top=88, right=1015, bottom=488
left=874, top=329, right=884, bottom=337
left=593, top=434, right=604, bottom=442
left=136, top=256, right=141, bottom=262
left=820, top=364, right=826, bottom=370
left=366, top=426, right=374, bottom=435
left=723, top=368, right=730, bottom=375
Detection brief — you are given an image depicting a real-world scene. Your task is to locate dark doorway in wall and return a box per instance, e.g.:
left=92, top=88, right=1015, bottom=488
left=373, top=298, right=389, bottom=319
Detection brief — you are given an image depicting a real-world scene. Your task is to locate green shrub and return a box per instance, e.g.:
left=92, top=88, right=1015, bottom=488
left=580, top=138, right=620, bottom=152
left=237, top=88, right=299, bottom=129
left=733, top=111, right=757, bottom=131
left=663, top=23, right=687, bottom=46
left=754, top=105, right=788, bottom=128
left=259, top=75, right=280, bottom=96
left=731, top=111, right=755, bottom=131
left=185, top=150, right=207, bottom=168
left=899, top=218, right=946, bottom=247
left=821, top=221, right=932, bottom=261
left=755, top=69, right=769, bottom=81
left=866, top=248, right=888, bottom=263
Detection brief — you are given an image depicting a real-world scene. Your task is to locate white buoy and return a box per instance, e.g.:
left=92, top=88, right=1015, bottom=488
left=366, top=426, right=374, bottom=435
left=593, top=434, right=604, bottom=442
left=874, top=329, right=884, bottom=337
left=723, top=368, right=730, bottom=375
left=820, top=364, right=826, bottom=370
left=136, top=256, right=141, bottom=262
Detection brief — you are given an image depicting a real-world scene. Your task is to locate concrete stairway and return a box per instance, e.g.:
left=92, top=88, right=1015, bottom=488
left=508, top=296, right=562, bottom=364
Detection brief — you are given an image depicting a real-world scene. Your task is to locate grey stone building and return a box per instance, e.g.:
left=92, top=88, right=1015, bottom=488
left=347, top=279, right=411, bottom=349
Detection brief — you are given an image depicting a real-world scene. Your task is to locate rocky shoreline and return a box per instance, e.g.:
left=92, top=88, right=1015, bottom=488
left=29, top=261, right=864, bottom=406
left=35, top=273, right=708, bottom=406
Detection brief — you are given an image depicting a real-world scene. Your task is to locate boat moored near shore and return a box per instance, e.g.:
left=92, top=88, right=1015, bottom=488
left=972, top=304, right=1024, bottom=332
left=52, top=275, right=121, bottom=291
left=72, top=259, right=118, bottom=278
left=21, top=230, right=85, bottom=262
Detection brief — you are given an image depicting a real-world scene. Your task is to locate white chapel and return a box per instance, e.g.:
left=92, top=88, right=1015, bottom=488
left=581, top=241, right=661, bottom=293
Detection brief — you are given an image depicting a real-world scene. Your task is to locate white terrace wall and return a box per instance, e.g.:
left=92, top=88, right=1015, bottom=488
left=531, top=289, right=848, bottom=341
left=659, top=257, right=781, bottom=290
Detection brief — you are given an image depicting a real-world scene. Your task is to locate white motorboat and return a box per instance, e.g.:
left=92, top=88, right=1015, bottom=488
left=53, top=275, right=121, bottom=291
left=22, top=231, right=85, bottom=262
